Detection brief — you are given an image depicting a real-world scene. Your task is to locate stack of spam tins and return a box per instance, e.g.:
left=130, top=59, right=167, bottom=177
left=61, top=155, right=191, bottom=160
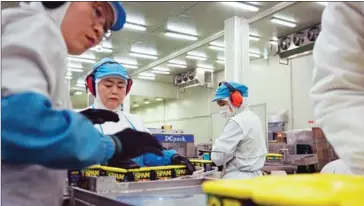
left=68, top=165, right=189, bottom=187
left=202, top=174, right=364, bottom=206
left=189, top=159, right=213, bottom=172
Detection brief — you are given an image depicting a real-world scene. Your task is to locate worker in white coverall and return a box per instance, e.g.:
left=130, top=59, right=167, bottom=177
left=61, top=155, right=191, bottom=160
left=83, top=58, right=196, bottom=174
left=211, top=81, right=267, bottom=179
left=321, top=159, right=353, bottom=174
left=1, top=2, right=163, bottom=206
left=310, top=2, right=364, bottom=175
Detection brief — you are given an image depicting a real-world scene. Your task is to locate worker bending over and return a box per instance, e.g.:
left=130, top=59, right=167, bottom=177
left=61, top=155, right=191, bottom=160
left=2, top=2, right=163, bottom=206
left=211, top=81, right=267, bottom=179
left=310, top=2, right=364, bottom=175
left=83, top=58, right=196, bottom=174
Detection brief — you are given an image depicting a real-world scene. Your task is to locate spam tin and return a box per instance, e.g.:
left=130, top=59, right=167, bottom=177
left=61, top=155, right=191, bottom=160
left=67, top=170, right=82, bottom=186
left=126, top=167, right=153, bottom=182
left=82, top=165, right=103, bottom=177
left=265, top=153, right=283, bottom=161
left=100, top=166, right=127, bottom=182
left=150, top=165, right=188, bottom=180
left=202, top=174, right=364, bottom=206
left=189, top=159, right=213, bottom=171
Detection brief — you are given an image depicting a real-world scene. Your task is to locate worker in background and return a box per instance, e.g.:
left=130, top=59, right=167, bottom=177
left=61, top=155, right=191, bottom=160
left=211, top=81, right=267, bottom=179
left=310, top=2, right=364, bottom=175
left=1, top=2, right=163, bottom=206
left=83, top=58, right=196, bottom=174
left=321, top=159, right=353, bottom=174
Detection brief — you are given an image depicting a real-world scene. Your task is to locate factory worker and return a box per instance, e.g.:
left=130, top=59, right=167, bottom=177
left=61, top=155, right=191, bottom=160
left=321, top=159, right=353, bottom=174
left=84, top=58, right=196, bottom=174
left=211, top=81, right=267, bottom=179
left=310, top=2, right=364, bottom=175
left=1, top=2, right=163, bottom=206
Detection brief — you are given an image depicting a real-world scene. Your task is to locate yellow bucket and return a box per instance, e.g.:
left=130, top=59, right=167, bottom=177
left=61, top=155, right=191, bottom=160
left=202, top=174, right=364, bottom=206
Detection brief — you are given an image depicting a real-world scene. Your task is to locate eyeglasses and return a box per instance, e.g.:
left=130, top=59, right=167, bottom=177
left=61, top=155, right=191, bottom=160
left=92, top=3, right=113, bottom=40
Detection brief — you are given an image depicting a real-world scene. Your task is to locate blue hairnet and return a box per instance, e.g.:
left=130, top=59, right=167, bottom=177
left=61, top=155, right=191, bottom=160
left=93, top=58, right=130, bottom=81
left=107, top=2, right=127, bottom=31
left=212, top=81, right=248, bottom=102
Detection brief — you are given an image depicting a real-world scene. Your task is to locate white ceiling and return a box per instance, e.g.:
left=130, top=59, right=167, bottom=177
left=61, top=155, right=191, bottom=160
left=2, top=1, right=326, bottom=90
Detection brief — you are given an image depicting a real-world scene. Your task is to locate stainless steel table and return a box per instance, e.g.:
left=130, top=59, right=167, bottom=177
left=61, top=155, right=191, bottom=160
left=69, top=177, right=212, bottom=206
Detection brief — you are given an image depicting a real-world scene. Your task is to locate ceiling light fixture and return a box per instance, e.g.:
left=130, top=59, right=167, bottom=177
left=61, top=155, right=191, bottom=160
left=210, top=41, right=224, bottom=47
left=138, top=76, right=156, bottom=80
left=124, top=22, right=147, bottom=31
left=68, top=57, right=96, bottom=64
left=74, top=91, right=82, bottom=95
left=197, top=63, right=213, bottom=69
left=269, top=40, right=278, bottom=45
left=90, top=46, right=113, bottom=53
left=68, top=68, right=83, bottom=72
left=186, top=55, right=207, bottom=61
left=153, top=67, right=170, bottom=72
left=129, top=52, right=158, bottom=60
left=156, top=98, right=163, bottom=101
left=197, top=68, right=214, bottom=72
left=249, top=35, right=260, bottom=41
left=221, top=2, right=259, bottom=12
left=208, top=45, right=225, bottom=51
left=216, top=60, right=225, bottom=64
left=152, top=70, right=170, bottom=75
left=165, top=32, right=198, bottom=41
left=271, top=17, right=297, bottom=28
left=68, top=63, right=83, bottom=68
left=132, top=103, right=140, bottom=108
left=65, top=76, right=72, bottom=80
left=167, top=63, right=187, bottom=68
left=144, top=99, right=151, bottom=104
left=139, top=72, right=155, bottom=77
left=249, top=52, right=261, bottom=58
left=122, top=64, right=138, bottom=69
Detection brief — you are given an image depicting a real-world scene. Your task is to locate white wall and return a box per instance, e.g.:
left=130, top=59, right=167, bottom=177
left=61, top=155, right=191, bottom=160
left=291, top=54, right=315, bottom=129
left=132, top=55, right=315, bottom=144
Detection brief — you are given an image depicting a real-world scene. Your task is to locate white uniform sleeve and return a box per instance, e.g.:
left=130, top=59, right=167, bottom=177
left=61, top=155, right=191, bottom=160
left=211, top=120, right=244, bottom=166
left=310, top=2, right=364, bottom=174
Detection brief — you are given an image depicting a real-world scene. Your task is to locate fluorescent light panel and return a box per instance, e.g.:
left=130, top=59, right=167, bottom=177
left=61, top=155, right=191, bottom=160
left=165, top=32, right=198, bottom=41
left=124, top=22, right=147, bottom=31
left=68, top=68, right=83, bottom=72
left=249, top=52, right=261, bottom=58
left=208, top=45, right=225, bottom=51
left=122, top=64, right=138, bottom=69
left=271, top=17, right=296, bottom=28
left=156, top=98, right=163, bottom=101
left=68, top=57, right=96, bottom=64
left=221, top=2, right=259, bottom=12
left=249, top=35, right=260, bottom=41
left=153, top=67, right=170, bottom=72
left=138, top=76, right=155, bottom=80
left=317, top=2, right=328, bottom=6
left=197, top=68, right=214, bottom=72
left=139, top=72, right=155, bottom=77
left=90, top=46, right=113, bottom=53
left=216, top=60, right=225, bottom=64
left=269, top=40, right=278, bottom=45
left=186, top=55, right=207, bottom=61
left=168, top=63, right=187, bottom=68
left=152, top=70, right=170, bottom=75
left=129, top=52, right=158, bottom=60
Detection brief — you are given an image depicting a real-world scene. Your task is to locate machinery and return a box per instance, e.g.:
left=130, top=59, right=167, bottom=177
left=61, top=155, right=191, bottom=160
left=268, top=112, right=288, bottom=142
left=148, top=128, right=196, bottom=157
left=173, top=68, right=214, bottom=89
left=278, top=24, right=321, bottom=59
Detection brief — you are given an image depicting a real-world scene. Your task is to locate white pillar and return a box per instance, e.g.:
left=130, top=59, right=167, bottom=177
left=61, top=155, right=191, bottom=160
left=123, top=94, right=131, bottom=113
left=224, top=16, right=250, bottom=83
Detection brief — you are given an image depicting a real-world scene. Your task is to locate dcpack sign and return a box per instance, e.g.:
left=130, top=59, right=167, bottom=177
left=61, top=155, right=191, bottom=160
left=153, top=134, right=194, bottom=143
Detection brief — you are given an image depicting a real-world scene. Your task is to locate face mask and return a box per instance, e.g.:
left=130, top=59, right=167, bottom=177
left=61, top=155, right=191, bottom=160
left=220, top=105, right=233, bottom=119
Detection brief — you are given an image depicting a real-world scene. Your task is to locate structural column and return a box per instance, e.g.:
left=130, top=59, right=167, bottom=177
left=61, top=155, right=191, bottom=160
left=224, top=16, right=250, bottom=83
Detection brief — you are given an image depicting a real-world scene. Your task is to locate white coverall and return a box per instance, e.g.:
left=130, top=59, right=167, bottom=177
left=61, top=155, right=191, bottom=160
left=310, top=2, right=364, bottom=175
left=211, top=105, right=267, bottom=179
left=321, top=159, right=353, bottom=174
left=2, top=2, right=71, bottom=206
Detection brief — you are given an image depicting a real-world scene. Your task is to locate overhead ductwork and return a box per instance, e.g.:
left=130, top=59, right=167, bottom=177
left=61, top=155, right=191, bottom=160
left=278, top=24, right=321, bottom=59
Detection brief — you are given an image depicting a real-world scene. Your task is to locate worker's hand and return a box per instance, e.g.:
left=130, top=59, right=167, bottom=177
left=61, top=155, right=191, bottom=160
left=107, top=159, right=140, bottom=169
left=109, top=128, right=163, bottom=161
left=171, top=154, right=196, bottom=175
left=79, top=109, right=119, bottom=124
